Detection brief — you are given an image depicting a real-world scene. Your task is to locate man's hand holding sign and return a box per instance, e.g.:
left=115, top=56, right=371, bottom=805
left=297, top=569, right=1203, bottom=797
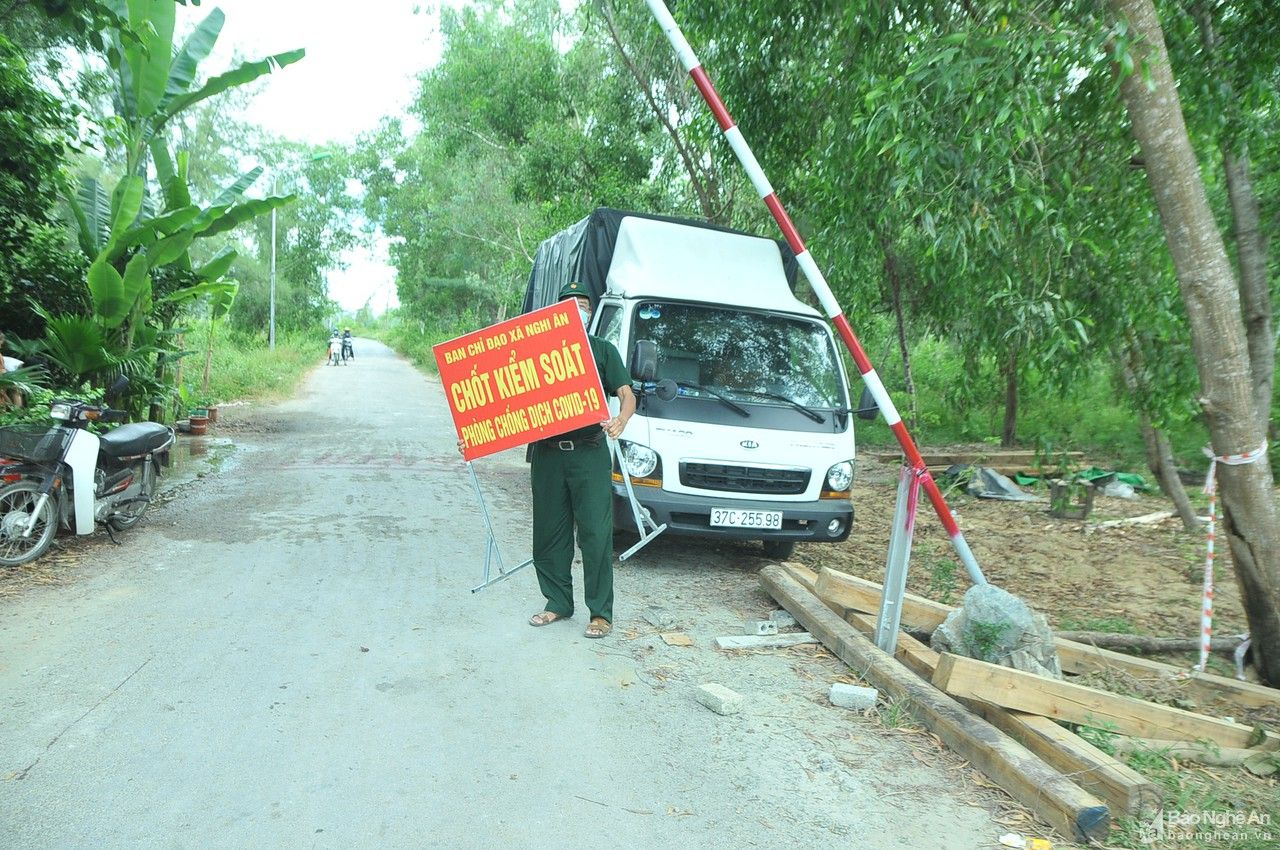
left=435, top=282, right=635, bottom=639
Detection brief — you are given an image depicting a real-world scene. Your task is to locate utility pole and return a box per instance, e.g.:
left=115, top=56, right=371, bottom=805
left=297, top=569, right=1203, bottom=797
left=269, top=177, right=278, bottom=351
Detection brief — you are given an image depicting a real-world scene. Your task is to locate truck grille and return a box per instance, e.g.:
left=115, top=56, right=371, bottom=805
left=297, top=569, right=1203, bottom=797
left=680, top=462, right=810, bottom=495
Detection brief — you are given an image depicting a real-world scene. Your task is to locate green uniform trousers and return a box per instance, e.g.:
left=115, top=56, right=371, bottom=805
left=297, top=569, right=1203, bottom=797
left=530, top=440, right=614, bottom=623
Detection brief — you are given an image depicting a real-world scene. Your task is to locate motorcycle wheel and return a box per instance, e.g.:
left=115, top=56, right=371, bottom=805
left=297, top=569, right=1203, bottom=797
left=108, top=465, right=154, bottom=531
left=0, top=481, right=59, bottom=567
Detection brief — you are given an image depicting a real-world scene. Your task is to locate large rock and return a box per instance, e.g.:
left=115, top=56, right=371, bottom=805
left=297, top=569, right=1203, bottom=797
left=931, top=583, right=1062, bottom=679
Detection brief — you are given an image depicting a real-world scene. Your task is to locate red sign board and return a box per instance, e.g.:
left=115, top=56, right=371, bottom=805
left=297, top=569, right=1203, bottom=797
left=434, top=301, right=609, bottom=461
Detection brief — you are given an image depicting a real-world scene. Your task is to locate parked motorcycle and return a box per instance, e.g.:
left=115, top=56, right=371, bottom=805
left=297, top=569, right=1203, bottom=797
left=0, top=382, right=174, bottom=566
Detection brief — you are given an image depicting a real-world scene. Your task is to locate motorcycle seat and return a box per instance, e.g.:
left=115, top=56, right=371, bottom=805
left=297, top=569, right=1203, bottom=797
left=98, top=422, right=175, bottom=459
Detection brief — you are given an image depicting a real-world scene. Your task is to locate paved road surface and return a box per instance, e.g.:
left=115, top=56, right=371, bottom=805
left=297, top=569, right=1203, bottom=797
left=0, top=340, right=999, bottom=849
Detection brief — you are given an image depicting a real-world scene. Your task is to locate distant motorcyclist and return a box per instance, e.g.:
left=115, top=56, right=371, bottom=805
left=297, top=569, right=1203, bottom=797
left=327, top=333, right=343, bottom=366
left=341, top=329, right=354, bottom=363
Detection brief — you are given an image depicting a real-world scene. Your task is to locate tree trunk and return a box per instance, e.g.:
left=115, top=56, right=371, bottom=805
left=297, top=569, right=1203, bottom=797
left=1194, top=2, right=1274, bottom=434
left=882, top=237, right=918, bottom=431
left=1223, top=148, right=1274, bottom=433
left=1109, top=0, right=1280, bottom=686
left=1001, top=353, right=1017, bottom=447
left=1120, top=347, right=1200, bottom=530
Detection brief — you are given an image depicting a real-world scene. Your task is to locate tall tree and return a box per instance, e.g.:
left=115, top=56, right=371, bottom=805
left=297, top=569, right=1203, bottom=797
left=1108, top=0, right=1280, bottom=684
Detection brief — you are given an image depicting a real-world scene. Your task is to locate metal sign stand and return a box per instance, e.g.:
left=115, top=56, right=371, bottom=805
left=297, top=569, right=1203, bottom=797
left=467, top=461, right=533, bottom=593
left=610, top=438, right=667, bottom=561
left=874, top=465, right=924, bottom=656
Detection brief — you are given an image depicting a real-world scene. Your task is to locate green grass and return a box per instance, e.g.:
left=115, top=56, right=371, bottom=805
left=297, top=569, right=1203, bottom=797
left=1057, top=615, right=1141, bottom=634
left=183, top=328, right=322, bottom=406
left=1078, top=724, right=1280, bottom=849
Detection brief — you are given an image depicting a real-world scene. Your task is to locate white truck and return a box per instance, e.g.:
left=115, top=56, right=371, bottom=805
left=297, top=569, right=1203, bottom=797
left=524, top=208, right=867, bottom=559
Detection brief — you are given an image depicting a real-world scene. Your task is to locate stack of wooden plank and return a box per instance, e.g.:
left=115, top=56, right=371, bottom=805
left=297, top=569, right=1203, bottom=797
left=761, top=562, right=1280, bottom=844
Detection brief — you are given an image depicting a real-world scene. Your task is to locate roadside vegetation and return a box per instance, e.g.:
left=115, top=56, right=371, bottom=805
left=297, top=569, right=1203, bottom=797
left=0, top=2, right=357, bottom=430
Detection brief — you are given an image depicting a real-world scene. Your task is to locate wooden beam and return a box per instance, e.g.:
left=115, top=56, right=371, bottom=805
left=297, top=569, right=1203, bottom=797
left=801, top=563, right=1280, bottom=713
left=1054, top=639, right=1280, bottom=711
left=827, top=591, right=1162, bottom=816
left=971, top=705, right=1163, bottom=817
left=761, top=565, right=1110, bottom=843
left=814, top=566, right=950, bottom=631
left=932, top=652, right=1278, bottom=750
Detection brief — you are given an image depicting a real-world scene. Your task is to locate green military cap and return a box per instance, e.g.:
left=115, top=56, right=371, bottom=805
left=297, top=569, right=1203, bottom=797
left=558, top=281, right=589, bottom=301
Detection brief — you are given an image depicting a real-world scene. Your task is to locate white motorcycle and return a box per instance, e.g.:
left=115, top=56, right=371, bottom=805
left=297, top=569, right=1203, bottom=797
left=0, top=382, right=174, bottom=566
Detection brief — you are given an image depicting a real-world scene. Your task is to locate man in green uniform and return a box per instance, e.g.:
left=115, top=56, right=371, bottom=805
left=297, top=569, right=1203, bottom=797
left=526, top=281, right=635, bottom=638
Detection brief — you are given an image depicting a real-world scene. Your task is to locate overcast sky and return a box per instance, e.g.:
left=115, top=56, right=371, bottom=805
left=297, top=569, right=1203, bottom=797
left=179, top=1, right=458, bottom=313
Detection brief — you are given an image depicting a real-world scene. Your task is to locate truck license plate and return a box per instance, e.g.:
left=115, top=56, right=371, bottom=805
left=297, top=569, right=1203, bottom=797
left=710, top=509, right=783, bottom=529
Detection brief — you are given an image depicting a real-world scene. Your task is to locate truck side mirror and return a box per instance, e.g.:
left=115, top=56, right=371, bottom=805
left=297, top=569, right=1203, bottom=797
left=655, top=378, right=679, bottom=402
left=855, top=385, right=880, bottom=420
left=631, top=339, right=658, bottom=382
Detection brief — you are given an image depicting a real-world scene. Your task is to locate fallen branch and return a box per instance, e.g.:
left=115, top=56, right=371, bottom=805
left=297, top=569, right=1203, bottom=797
left=1112, top=737, right=1280, bottom=774
left=1085, top=510, right=1192, bottom=533
left=1056, top=631, right=1244, bottom=656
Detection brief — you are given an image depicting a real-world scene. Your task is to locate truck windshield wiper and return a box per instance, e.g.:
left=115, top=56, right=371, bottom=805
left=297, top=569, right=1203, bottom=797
left=731, top=389, right=827, bottom=423
left=675, top=381, right=750, bottom=418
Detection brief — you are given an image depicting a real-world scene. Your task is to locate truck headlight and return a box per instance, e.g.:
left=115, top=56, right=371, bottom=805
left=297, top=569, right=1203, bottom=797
left=49, top=403, right=72, bottom=421
left=621, top=442, right=658, bottom=478
left=826, top=461, right=854, bottom=492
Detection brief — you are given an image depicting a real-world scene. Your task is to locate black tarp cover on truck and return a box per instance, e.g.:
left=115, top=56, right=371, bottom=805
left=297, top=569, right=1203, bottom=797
left=521, top=207, right=800, bottom=315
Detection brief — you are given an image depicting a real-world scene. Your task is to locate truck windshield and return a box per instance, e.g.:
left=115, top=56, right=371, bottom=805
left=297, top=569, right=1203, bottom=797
left=635, top=302, right=845, bottom=410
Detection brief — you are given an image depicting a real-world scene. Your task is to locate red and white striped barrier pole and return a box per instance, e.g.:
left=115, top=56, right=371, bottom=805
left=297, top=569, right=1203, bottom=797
left=1196, top=441, right=1267, bottom=671
left=644, top=0, right=987, bottom=585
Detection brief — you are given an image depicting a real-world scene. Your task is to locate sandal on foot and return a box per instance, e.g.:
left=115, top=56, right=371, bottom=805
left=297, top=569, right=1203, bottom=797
left=529, top=611, right=568, bottom=627
left=584, top=618, right=612, bottom=639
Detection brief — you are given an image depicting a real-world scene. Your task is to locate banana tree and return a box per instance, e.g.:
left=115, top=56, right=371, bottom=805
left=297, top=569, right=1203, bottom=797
left=59, top=1, right=303, bottom=413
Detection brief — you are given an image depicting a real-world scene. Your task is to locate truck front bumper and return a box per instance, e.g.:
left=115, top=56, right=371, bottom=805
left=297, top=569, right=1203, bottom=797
left=611, top=484, right=852, bottom=543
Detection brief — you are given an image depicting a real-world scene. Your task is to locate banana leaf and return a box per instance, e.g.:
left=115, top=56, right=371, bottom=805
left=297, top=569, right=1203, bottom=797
left=161, top=48, right=305, bottom=124
left=72, top=176, right=112, bottom=258
left=125, top=0, right=175, bottom=119
left=149, top=231, right=194, bottom=267
left=210, top=166, right=264, bottom=209
left=108, top=175, right=145, bottom=248
left=199, top=195, right=296, bottom=237
left=195, top=246, right=237, bottom=281
left=150, top=140, right=193, bottom=211
left=160, top=280, right=238, bottom=306
left=88, top=258, right=129, bottom=328
left=162, top=7, right=224, bottom=107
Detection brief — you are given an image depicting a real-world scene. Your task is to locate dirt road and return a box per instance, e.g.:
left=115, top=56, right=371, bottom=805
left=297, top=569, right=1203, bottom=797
left=0, top=340, right=1003, bottom=849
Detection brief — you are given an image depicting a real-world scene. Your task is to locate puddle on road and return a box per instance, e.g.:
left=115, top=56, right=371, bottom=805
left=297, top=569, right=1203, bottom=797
left=167, top=435, right=236, bottom=480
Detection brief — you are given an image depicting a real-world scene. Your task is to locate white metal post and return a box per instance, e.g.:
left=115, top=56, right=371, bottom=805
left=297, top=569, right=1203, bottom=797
left=875, top=465, right=922, bottom=656
left=268, top=177, right=277, bottom=351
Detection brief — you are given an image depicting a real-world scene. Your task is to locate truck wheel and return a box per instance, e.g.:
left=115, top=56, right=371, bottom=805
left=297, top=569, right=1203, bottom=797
left=762, top=540, right=795, bottom=560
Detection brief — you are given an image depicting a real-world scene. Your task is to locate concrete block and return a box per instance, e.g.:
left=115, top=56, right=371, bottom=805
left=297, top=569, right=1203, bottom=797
left=695, top=683, right=743, bottom=715
left=714, top=633, right=817, bottom=650
left=744, top=619, right=778, bottom=636
left=829, top=683, right=879, bottom=711
left=768, top=610, right=798, bottom=628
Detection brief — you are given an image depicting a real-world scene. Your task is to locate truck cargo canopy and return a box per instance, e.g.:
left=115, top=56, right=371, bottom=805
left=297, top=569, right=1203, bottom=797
left=522, top=208, right=803, bottom=315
